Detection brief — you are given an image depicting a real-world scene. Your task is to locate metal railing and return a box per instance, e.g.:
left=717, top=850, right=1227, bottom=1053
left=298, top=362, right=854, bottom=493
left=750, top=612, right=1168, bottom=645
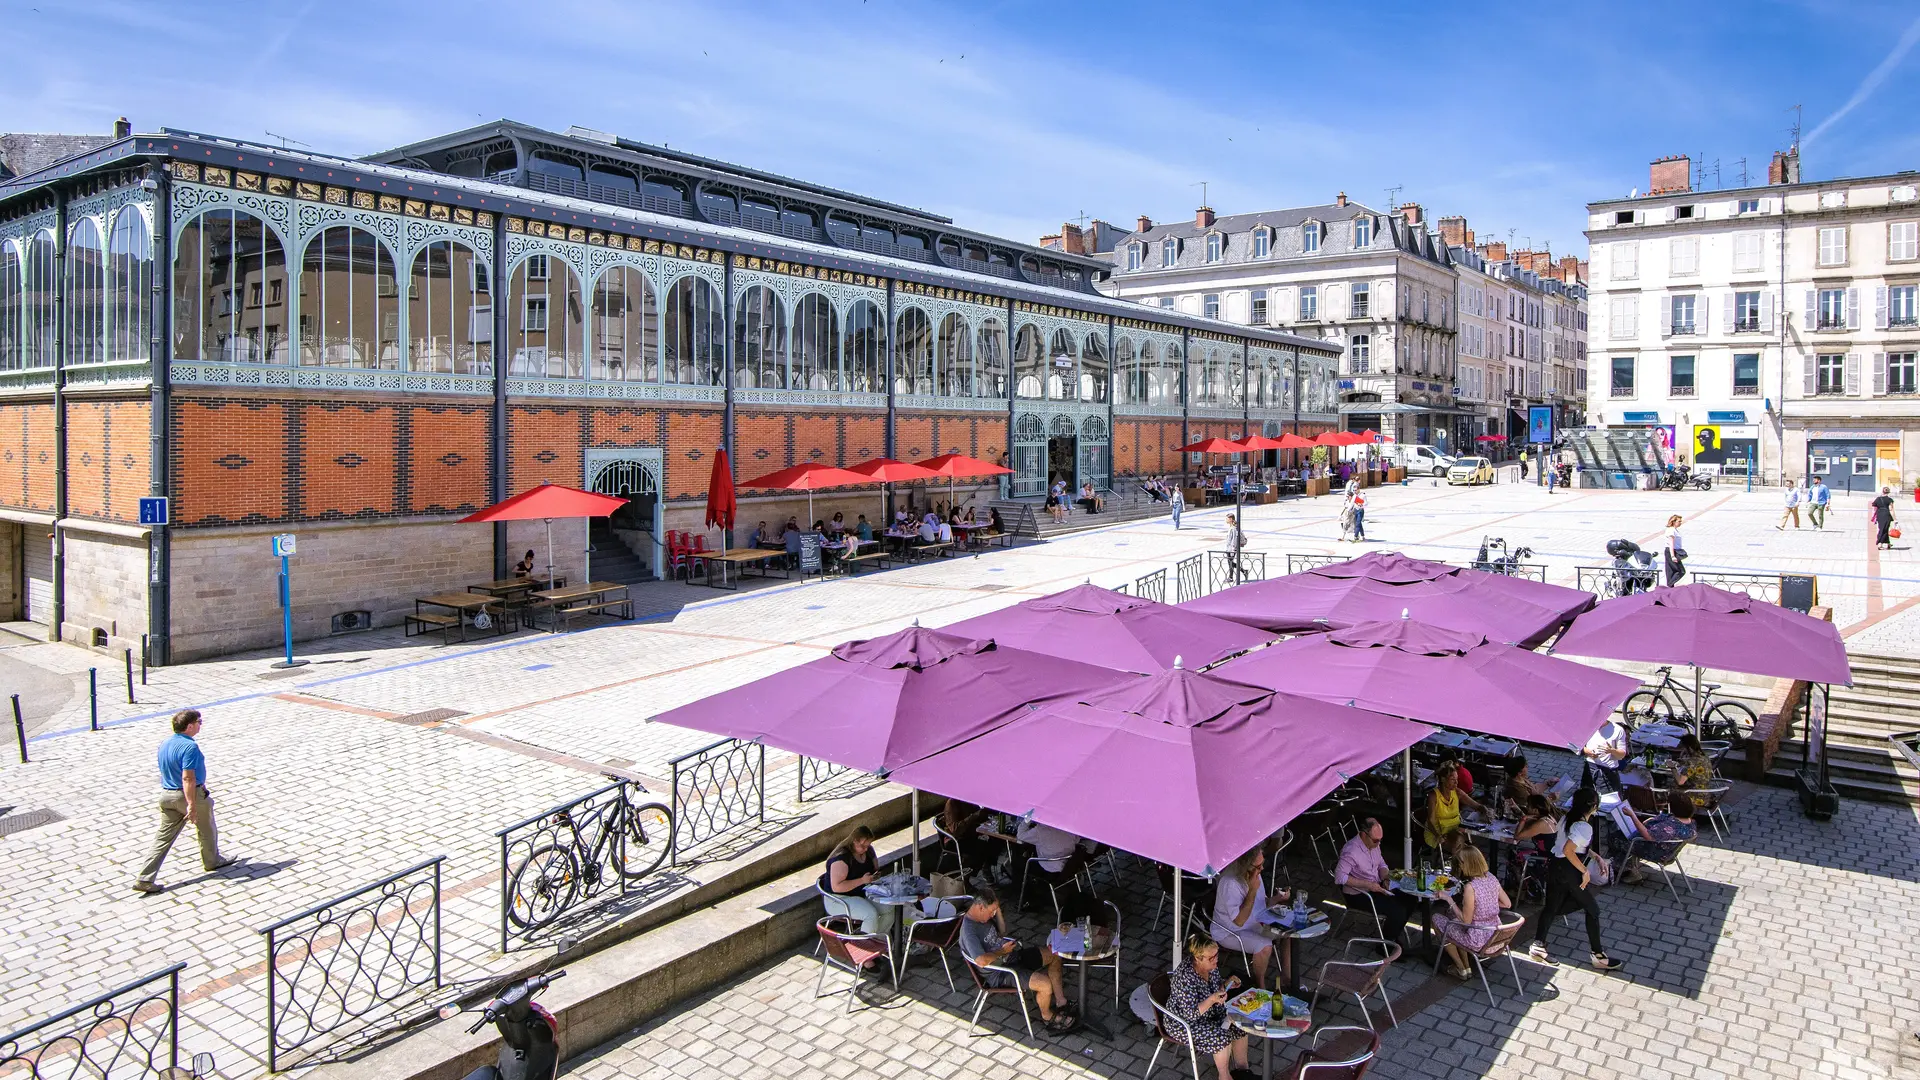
left=797, top=755, right=875, bottom=801
left=1132, top=568, right=1167, bottom=603
left=0, top=963, right=183, bottom=1078
left=259, top=857, right=443, bottom=1073
left=1574, top=565, right=1658, bottom=599
left=1472, top=561, right=1549, bottom=581
left=1207, top=550, right=1266, bottom=592
left=521, top=170, right=693, bottom=218
left=670, top=737, right=766, bottom=864
left=497, top=782, right=631, bottom=951
left=1689, top=571, right=1781, bottom=604
left=1174, top=554, right=1205, bottom=604
left=1286, top=553, right=1343, bottom=574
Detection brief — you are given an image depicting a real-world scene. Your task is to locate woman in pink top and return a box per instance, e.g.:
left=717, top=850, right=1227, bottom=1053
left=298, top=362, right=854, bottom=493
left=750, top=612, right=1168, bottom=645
left=1432, top=846, right=1509, bottom=980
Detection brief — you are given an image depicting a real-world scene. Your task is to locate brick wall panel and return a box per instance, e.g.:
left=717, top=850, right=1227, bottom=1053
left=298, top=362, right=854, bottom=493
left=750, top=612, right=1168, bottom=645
left=664, top=409, right=723, bottom=499
left=303, top=403, right=399, bottom=519
left=507, top=404, right=584, bottom=494
left=409, top=405, right=491, bottom=513
left=174, top=398, right=289, bottom=526
left=65, top=402, right=108, bottom=520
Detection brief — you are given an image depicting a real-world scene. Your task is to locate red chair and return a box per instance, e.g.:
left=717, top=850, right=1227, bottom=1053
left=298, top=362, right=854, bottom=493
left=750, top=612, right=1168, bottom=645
left=1283, top=1026, right=1380, bottom=1079
left=901, top=896, right=970, bottom=991
left=814, top=916, right=896, bottom=1013
left=964, top=954, right=1034, bottom=1040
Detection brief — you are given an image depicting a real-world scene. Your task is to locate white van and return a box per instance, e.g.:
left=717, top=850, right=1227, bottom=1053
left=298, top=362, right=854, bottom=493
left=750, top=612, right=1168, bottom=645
left=1387, top=444, right=1457, bottom=477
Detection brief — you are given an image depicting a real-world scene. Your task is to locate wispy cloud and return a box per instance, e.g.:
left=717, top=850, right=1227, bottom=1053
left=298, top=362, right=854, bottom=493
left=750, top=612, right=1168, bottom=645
left=1804, top=11, right=1920, bottom=146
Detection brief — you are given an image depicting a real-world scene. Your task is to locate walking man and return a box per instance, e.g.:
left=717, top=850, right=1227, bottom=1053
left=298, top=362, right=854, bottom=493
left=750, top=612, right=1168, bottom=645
left=134, top=709, right=234, bottom=893
left=1170, top=482, right=1184, bottom=530
left=1808, top=476, right=1830, bottom=529
left=1776, top=481, right=1803, bottom=530
left=1225, top=512, right=1247, bottom=584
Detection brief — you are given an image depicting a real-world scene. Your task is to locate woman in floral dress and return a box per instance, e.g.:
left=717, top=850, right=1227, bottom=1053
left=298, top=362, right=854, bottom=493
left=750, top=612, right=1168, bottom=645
left=1165, top=933, right=1254, bottom=1080
left=1433, top=847, right=1510, bottom=979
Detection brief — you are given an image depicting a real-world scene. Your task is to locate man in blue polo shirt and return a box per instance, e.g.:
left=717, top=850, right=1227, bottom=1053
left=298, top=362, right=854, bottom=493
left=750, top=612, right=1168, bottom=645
left=134, top=709, right=234, bottom=893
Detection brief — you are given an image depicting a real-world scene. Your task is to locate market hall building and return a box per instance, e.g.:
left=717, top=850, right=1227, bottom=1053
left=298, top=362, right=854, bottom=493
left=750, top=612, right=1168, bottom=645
left=0, top=121, right=1340, bottom=661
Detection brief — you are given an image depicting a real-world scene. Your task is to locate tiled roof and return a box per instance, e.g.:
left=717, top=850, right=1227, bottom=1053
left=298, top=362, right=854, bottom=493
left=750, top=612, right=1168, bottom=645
left=0, top=133, right=114, bottom=181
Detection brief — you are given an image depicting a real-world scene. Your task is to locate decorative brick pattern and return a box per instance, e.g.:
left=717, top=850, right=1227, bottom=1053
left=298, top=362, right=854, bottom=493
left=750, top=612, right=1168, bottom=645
left=508, top=403, right=722, bottom=501
left=304, top=403, right=399, bottom=519
left=173, top=398, right=291, bottom=525
left=0, top=402, right=57, bottom=514
left=411, top=406, right=492, bottom=513
left=59, top=400, right=152, bottom=524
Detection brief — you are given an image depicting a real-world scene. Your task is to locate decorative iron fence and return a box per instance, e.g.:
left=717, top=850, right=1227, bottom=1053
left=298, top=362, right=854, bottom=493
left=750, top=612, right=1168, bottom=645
left=496, top=781, right=672, bottom=950
left=797, top=755, right=877, bottom=802
left=1690, top=571, right=1781, bottom=604
left=1574, top=565, right=1659, bottom=600
left=1285, top=553, right=1343, bottom=574
left=1133, top=568, right=1167, bottom=603
left=670, top=737, right=767, bottom=864
left=0, top=963, right=183, bottom=1078
left=259, top=857, right=443, bottom=1072
left=1174, top=554, right=1205, bottom=604
left=1207, top=550, right=1266, bottom=592
left=1109, top=582, right=1129, bottom=597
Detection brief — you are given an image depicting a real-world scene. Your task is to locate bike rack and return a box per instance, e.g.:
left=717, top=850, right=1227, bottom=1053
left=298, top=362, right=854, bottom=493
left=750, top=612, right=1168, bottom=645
left=497, top=782, right=639, bottom=952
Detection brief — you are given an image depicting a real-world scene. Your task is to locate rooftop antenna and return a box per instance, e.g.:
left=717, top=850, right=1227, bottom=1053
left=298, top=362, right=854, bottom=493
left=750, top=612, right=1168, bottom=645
left=1710, top=158, right=1722, bottom=190
left=1736, top=157, right=1750, bottom=187
left=1385, top=183, right=1404, bottom=210
left=264, top=130, right=309, bottom=149
left=1191, top=181, right=1210, bottom=208
left=1789, top=104, right=1802, bottom=149
left=1071, top=210, right=1090, bottom=231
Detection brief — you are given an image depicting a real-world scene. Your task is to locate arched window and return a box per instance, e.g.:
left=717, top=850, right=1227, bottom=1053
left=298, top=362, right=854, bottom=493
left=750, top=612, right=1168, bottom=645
left=173, top=209, right=288, bottom=364
left=24, top=230, right=57, bottom=367
left=66, top=218, right=105, bottom=366
left=0, top=241, right=21, bottom=370
left=976, top=317, right=1006, bottom=398
left=894, top=307, right=933, bottom=394
left=1080, top=330, right=1108, bottom=404
left=1115, top=338, right=1141, bottom=405
left=733, top=285, right=786, bottom=388
left=663, top=276, right=723, bottom=385
left=591, top=265, right=658, bottom=382
left=793, top=293, right=838, bottom=390
left=844, top=299, right=884, bottom=392
left=301, top=226, right=399, bottom=369
left=1160, top=343, right=1183, bottom=406
left=1013, top=324, right=1044, bottom=399
left=410, top=240, right=492, bottom=376
left=1226, top=350, right=1246, bottom=407
left=508, top=253, right=586, bottom=378
left=937, top=313, right=972, bottom=397
left=1047, top=328, right=1076, bottom=400
left=106, top=209, right=151, bottom=364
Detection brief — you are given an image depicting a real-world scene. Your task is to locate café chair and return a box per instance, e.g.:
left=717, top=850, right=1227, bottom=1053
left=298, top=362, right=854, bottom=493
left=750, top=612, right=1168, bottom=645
left=815, top=916, right=897, bottom=1013
left=1304, top=937, right=1401, bottom=1032
left=1430, top=911, right=1528, bottom=1005
left=964, top=955, right=1035, bottom=1040
left=1143, top=973, right=1202, bottom=1079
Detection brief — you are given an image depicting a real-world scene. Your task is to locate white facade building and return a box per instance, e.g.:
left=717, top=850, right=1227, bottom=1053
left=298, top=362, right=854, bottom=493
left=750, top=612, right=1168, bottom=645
left=1586, top=150, right=1920, bottom=489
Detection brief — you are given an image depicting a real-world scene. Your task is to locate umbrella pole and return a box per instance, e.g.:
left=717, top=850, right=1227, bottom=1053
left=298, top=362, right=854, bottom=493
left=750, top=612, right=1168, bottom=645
left=1693, top=666, right=1705, bottom=738
left=584, top=516, right=592, bottom=585
left=1402, top=747, right=1414, bottom=871
left=544, top=518, right=555, bottom=590
left=911, top=790, right=921, bottom=878
left=1171, top=872, right=1182, bottom=971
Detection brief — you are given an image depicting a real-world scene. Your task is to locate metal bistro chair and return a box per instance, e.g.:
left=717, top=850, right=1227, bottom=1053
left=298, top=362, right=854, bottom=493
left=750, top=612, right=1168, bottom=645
left=814, top=916, right=897, bottom=1013
left=1430, top=911, right=1529, bottom=1006
left=1684, top=780, right=1734, bottom=843
left=1330, top=888, right=1389, bottom=944
left=1019, top=855, right=1095, bottom=919
left=930, top=819, right=968, bottom=879
left=1082, top=899, right=1124, bottom=1009
left=1305, top=937, right=1402, bottom=1032
left=901, top=895, right=970, bottom=992
left=1283, top=1026, right=1381, bottom=1079
left=1152, top=863, right=1214, bottom=936
left=1624, top=836, right=1697, bottom=901
left=964, top=955, right=1035, bottom=1040
left=1143, top=973, right=1202, bottom=1079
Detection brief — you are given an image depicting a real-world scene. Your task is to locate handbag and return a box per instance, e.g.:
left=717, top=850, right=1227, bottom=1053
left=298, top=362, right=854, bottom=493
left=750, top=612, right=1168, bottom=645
left=1894, top=526, right=1904, bottom=540
left=929, top=871, right=967, bottom=899
left=1587, top=854, right=1614, bottom=888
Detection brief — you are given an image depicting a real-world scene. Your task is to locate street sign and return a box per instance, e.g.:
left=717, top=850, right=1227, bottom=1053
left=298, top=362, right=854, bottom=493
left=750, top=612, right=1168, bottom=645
left=138, top=497, right=169, bottom=525
left=271, top=534, right=297, bottom=558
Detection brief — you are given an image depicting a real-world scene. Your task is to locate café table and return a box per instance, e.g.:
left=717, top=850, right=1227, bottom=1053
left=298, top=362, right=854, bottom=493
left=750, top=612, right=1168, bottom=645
left=862, top=875, right=931, bottom=962
left=952, top=521, right=991, bottom=550
left=1049, top=923, right=1118, bottom=1040
left=690, top=549, right=791, bottom=590
left=528, top=581, right=632, bottom=631
left=1421, top=730, right=1519, bottom=759
left=1226, top=993, right=1309, bottom=1080
left=1256, top=898, right=1330, bottom=999
left=413, top=592, right=507, bottom=642
left=1388, top=872, right=1461, bottom=959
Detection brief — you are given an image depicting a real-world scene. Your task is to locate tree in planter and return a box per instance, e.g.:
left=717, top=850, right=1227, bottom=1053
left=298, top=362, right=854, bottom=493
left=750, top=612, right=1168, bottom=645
left=1310, top=445, right=1329, bottom=478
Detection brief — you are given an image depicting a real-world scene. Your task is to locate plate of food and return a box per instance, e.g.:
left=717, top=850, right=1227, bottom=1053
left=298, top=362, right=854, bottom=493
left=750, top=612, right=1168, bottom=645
left=1227, top=988, right=1275, bottom=1022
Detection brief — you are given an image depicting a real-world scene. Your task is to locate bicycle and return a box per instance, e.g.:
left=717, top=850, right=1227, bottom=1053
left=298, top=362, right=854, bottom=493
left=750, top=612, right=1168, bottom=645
left=1620, top=664, right=1757, bottom=741
left=507, top=784, right=675, bottom=932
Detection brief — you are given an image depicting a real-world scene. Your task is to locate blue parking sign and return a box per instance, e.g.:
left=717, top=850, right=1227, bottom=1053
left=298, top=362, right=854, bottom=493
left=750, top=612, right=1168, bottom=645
left=138, top=497, right=168, bottom=525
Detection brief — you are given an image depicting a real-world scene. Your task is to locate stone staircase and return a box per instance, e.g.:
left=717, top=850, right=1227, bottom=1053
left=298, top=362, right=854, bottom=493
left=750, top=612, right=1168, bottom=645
left=586, top=521, right=654, bottom=586
left=988, top=487, right=1173, bottom=539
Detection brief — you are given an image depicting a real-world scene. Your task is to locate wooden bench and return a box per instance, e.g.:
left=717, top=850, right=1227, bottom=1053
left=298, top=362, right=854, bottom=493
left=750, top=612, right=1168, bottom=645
left=404, top=612, right=461, bottom=643
left=839, top=550, right=890, bottom=575
left=912, top=542, right=954, bottom=560
left=551, top=597, right=633, bottom=632
left=976, top=531, right=1013, bottom=549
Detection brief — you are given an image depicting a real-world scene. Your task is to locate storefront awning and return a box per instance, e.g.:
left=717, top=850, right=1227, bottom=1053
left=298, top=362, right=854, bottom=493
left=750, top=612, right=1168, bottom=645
left=1339, top=403, right=1481, bottom=415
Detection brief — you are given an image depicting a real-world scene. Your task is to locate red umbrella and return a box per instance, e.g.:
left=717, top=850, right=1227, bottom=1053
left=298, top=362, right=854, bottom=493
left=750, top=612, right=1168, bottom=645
left=742, top=463, right=873, bottom=526
left=847, top=458, right=940, bottom=529
left=705, top=448, right=737, bottom=554
left=461, top=483, right=629, bottom=589
left=914, top=453, right=1013, bottom=513
left=1277, top=433, right=1317, bottom=449
left=1176, top=437, right=1249, bottom=454
left=1236, top=434, right=1286, bottom=451
left=1312, top=432, right=1348, bottom=446
left=1476, top=434, right=1507, bottom=443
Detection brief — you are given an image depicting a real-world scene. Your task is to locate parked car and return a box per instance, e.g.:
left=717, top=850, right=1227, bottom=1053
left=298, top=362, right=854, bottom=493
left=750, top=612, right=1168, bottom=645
left=1387, top=444, right=1458, bottom=477
left=1447, top=456, right=1496, bottom=485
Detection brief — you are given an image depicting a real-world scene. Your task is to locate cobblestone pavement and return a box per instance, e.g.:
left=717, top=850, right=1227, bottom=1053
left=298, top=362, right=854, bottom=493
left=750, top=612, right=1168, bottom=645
left=1, top=479, right=1916, bottom=1077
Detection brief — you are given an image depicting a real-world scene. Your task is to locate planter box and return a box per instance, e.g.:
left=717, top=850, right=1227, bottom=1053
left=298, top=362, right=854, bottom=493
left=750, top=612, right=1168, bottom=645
left=1306, top=477, right=1330, bottom=497
left=1387, top=467, right=1406, bottom=484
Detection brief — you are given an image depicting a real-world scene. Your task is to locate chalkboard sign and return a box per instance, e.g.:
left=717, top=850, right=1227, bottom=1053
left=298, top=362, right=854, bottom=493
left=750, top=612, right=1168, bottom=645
left=799, top=532, right=823, bottom=573
left=1779, top=574, right=1817, bottom=614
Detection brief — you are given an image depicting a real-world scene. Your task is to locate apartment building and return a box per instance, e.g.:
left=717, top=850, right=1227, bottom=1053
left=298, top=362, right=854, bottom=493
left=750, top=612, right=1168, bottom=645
left=1440, top=215, right=1589, bottom=442
left=1586, top=150, right=1920, bottom=488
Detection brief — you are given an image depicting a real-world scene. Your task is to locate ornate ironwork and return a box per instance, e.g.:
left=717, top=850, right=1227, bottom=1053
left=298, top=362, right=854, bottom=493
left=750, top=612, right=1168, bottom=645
left=1575, top=564, right=1658, bottom=600
left=0, top=963, right=182, bottom=1078
left=669, top=737, right=766, bottom=864
left=1208, top=550, right=1267, bottom=592
left=1285, top=553, right=1343, bottom=574
left=258, top=857, right=443, bottom=1072
left=1175, top=554, right=1205, bottom=604
left=796, top=755, right=880, bottom=802
left=1133, top=568, right=1167, bottom=603
left=498, top=781, right=625, bottom=949
left=1689, top=571, right=1781, bottom=604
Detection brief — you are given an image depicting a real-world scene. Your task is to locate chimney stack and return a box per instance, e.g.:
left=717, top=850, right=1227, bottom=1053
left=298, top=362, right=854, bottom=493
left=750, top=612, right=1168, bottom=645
left=1768, top=147, right=1801, bottom=185
left=1560, top=255, right=1579, bottom=283
left=1397, top=203, right=1423, bottom=226
left=112, top=116, right=131, bottom=139
left=1482, top=241, right=1509, bottom=263
left=1437, top=215, right=1468, bottom=248
left=1136, top=214, right=1153, bottom=233
left=1059, top=223, right=1086, bottom=256
left=1195, top=206, right=1215, bottom=228
left=1648, top=154, right=1691, bottom=195
left=1336, top=191, right=1348, bottom=208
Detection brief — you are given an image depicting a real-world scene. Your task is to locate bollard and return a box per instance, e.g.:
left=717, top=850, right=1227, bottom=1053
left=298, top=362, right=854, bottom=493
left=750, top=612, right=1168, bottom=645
left=125, top=649, right=135, bottom=704
left=12, top=694, right=26, bottom=763
left=141, top=633, right=148, bottom=685
left=89, top=667, right=99, bottom=731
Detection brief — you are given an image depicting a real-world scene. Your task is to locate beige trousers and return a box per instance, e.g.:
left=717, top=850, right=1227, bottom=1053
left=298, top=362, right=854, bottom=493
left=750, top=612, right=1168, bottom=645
left=137, top=787, right=221, bottom=883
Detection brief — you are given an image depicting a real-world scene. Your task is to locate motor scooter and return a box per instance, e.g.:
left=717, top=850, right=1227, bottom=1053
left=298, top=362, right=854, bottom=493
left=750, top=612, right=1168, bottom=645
left=444, top=971, right=566, bottom=1080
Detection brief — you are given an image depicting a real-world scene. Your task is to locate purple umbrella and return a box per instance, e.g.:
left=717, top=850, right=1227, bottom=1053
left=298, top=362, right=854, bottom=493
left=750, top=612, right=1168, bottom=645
left=945, top=582, right=1276, bottom=674
left=1220, top=617, right=1640, bottom=867
left=1182, top=550, right=1594, bottom=648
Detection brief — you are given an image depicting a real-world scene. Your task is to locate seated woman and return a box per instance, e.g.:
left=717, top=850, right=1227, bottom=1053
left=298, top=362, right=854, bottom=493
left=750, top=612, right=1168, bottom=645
left=1433, top=846, right=1510, bottom=980
left=1077, top=481, right=1103, bottom=514
left=1165, top=934, right=1253, bottom=1080
left=940, top=797, right=1000, bottom=881
left=825, top=512, right=847, bottom=538
left=918, top=513, right=940, bottom=544
left=1501, top=754, right=1545, bottom=813
left=988, top=508, right=1006, bottom=534
left=1670, top=734, right=1714, bottom=794
left=512, top=549, right=537, bottom=578
left=818, top=825, right=895, bottom=936
left=1423, top=760, right=1487, bottom=850
left=1208, top=847, right=1276, bottom=992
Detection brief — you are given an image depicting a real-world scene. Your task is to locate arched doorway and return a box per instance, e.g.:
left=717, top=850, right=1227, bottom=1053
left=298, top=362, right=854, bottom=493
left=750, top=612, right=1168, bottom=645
left=586, top=448, right=664, bottom=579
left=1047, top=415, right=1078, bottom=493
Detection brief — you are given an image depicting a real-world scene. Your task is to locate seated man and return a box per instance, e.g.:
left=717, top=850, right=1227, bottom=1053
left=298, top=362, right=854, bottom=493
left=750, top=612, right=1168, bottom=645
left=854, top=514, right=874, bottom=542
left=1615, top=792, right=1699, bottom=883
left=783, top=523, right=804, bottom=565
left=1016, top=817, right=1092, bottom=912
left=745, top=521, right=768, bottom=548
left=958, top=888, right=1074, bottom=1032
left=919, top=514, right=940, bottom=543
left=1333, top=818, right=1414, bottom=943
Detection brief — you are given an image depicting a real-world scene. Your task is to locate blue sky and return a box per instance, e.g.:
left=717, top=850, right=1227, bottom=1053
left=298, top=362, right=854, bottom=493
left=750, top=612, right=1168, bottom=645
left=6, top=0, right=1920, bottom=260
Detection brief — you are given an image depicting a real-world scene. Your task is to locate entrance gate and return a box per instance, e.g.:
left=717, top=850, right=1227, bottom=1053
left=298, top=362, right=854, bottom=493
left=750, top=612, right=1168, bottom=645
left=586, top=449, right=664, bottom=578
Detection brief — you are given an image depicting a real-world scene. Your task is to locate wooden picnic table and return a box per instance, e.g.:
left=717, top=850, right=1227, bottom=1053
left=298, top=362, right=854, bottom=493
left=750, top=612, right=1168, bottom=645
left=409, top=592, right=508, bottom=643
left=468, top=577, right=551, bottom=597
left=527, top=581, right=634, bottom=631
left=691, top=549, right=791, bottom=590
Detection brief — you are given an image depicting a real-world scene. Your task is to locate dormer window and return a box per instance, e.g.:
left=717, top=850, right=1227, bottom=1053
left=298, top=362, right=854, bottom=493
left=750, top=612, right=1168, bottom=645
left=1353, top=216, right=1372, bottom=247
left=1127, top=243, right=1143, bottom=271
left=1161, top=237, right=1178, bottom=267
left=1205, top=233, right=1222, bottom=263
left=1252, top=228, right=1271, bottom=258
left=1303, top=221, right=1321, bottom=254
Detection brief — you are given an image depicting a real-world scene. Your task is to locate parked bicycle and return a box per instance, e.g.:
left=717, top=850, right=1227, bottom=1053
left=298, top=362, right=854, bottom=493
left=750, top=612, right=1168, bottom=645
left=1472, top=536, right=1535, bottom=577
left=1622, top=664, right=1758, bottom=741
left=507, top=784, right=675, bottom=931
